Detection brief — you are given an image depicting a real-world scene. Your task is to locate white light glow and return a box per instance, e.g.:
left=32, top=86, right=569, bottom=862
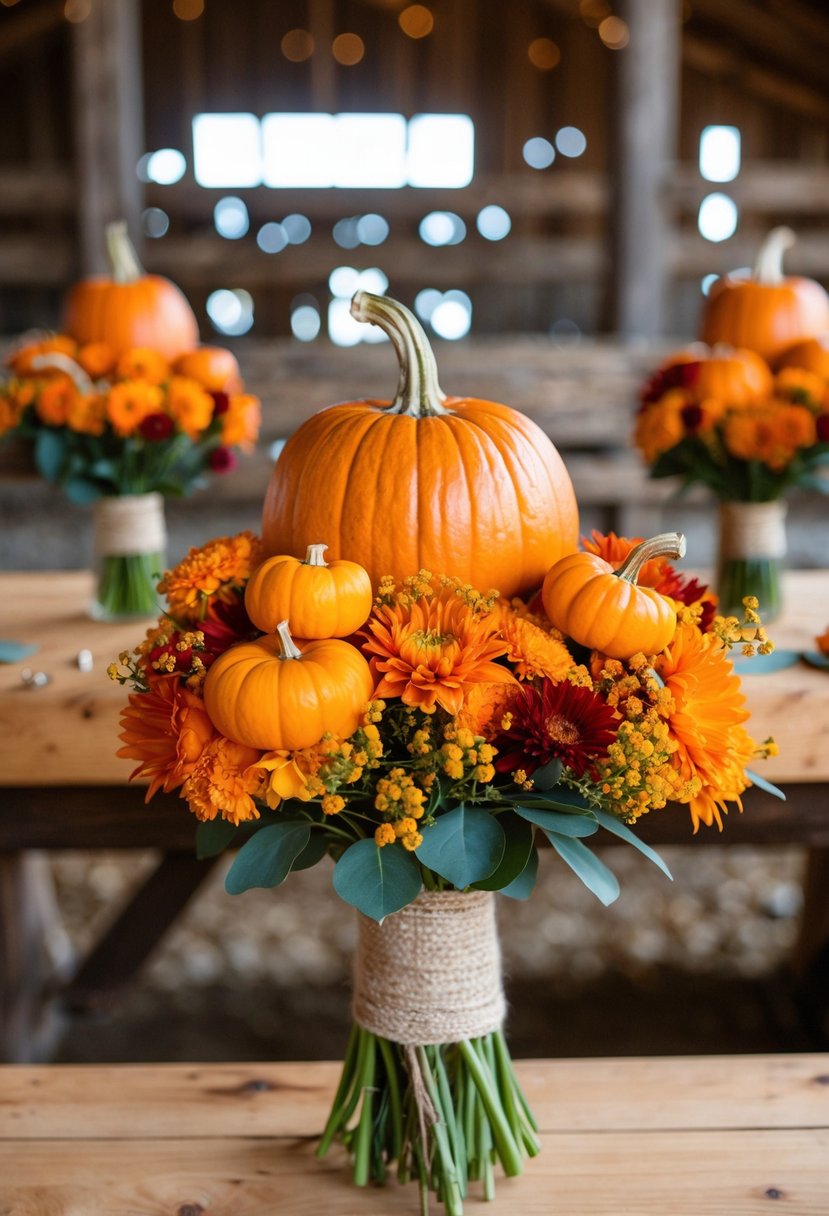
left=414, top=288, right=443, bottom=321
left=291, top=305, right=321, bottom=342
left=145, top=148, right=186, bottom=185
left=333, top=217, right=361, bottom=248
left=356, top=214, right=390, bottom=245
left=430, top=293, right=472, bottom=340
left=329, top=266, right=362, bottom=298
left=699, top=125, right=741, bottom=183
left=214, top=197, right=249, bottom=240
left=206, top=288, right=254, bottom=335
left=700, top=273, right=719, bottom=297
left=257, top=222, right=288, bottom=253
left=555, top=126, right=587, bottom=158
left=523, top=137, right=555, bottom=169
left=476, top=205, right=511, bottom=241
left=328, top=298, right=364, bottom=346
left=698, top=192, right=738, bottom=242
left=358, top=268, right=389, bottom=296
left=193, top=114, right=262, bottom=187
left=419, top=211, right=466, bottom=246
left=282, top=213, right=312, bottom=244
left=333, top=114, right=408, bottom=188
left=142, top=207, right=170, bottom=238
left=407, top=114, right=474, bottom=188
left=262, top=113, right=334, bottom=186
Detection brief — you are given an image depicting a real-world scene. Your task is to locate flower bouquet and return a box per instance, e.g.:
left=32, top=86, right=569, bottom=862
left=0, top=222, right=261, bottom=621
left=112, top=293, right=779, bottom=1214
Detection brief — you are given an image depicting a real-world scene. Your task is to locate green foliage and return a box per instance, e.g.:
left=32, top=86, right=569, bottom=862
left=224, top=821, right=311, bottom=894
left=473, top=813, right=534, bottom=892
left=500, top=846, right=538, bottom=900
left=546, top=834, right=620, bottom=906
left=591, top=809, right=673, bottom=878
left=415, top=804, right=505, bottom=889
left=195, top=817, right=239, bottom=859
left=515, top=804, right=598, bottom=837
left=333, top=837, right=423, bottom=921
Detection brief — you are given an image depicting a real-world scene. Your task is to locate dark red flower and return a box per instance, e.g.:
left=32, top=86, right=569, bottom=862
left=208, top=446, right=236, bottom=473
left=200, top=593, right=260, bottom=660
left=492, top=679, right=618, bottom=779
left=211, top=391, right=230, bottom=417
left=817, top=414, right=829, bottom=443
left=139, top=412, right=175, bottom=442
left=681, top=402, right=703, bottom=432
left=653, top=568, right=717, bottom=632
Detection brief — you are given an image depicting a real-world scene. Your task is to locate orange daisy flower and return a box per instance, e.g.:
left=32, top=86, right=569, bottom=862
left=220, top=393, right=261, bottom=450
left=497, top=602, right=573, bottom=682
left=117, top=347, right=170, bottom=385
left=363, top=584, right=516, bottom=715
left=157, top=531, right=262, bottom=622
left=77, top=342, right=116, bottom=379
left=106, top=380, right=164, bottom=436
left=117, top=676, right=216, bottom=801
left=181, top=737, right=263, bottom=824
left=654, top=620, right=755, bottom=832
left=634, top=390, right=685, bottom=462
left=166, top=375, right=214, bottom=439
left=36, top=376, right=78, bottom=427
left=66, top=392, right=107, bottom=436
left=455, top=681, right=521, bottom=740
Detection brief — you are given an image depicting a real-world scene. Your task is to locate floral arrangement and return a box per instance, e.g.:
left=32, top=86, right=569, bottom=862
left=111, top=526, right=778, bottom=1214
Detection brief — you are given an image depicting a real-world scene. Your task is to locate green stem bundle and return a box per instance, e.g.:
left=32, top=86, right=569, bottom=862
left=716, top=555, right=783, bottom=621
left=91, top=550, right=164, bottom=621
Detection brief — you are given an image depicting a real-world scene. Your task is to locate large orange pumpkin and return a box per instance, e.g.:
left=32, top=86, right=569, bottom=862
left=203, top=621, right=374, bottom=751
left=775, top=334, right=829, bottom=379
left=700, top=227, right=829, bottom=364
left=63, top=221, right=199, bottom=361
left=261, top=292, right=579, bottom=597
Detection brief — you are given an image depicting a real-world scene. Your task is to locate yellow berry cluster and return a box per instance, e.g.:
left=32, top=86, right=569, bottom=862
left=373, top=767, right=426, bottom=851
left=712, top=597, right=775, bottom=657
left=440, top=726, right=496, bottom=783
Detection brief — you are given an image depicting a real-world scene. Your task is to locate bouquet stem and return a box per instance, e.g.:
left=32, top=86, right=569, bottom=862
left=317, top=1024, right=539, bottom=1214
left=90, top=493, right=166, bottom=622
left=91, top=550, right=164, bottom=621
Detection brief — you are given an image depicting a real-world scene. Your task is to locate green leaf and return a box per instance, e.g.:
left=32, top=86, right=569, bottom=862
left=415, top=804, right=505, bottom=889
left=500, top=846, right=538, bottom=901
left=34, top=429, right=65, bottom=482
left=64, top=477, right=103, bottom=505
left=515, top=804, right=598, bottom=837
left=547, top=834, right=620, bottom=905
left=333, top=837, right=422, bottom=921
left=592, top=809, right=673, bottom=879
left=473, top=813, right=534, bottom=891
left=225, top=821, right=310, bottom=894
left=195, top=817, right=239, bottom=860
left=745, top=769, right=786, bottom=801
left=529, top=757, right=563, bottom=790
left=290, top=829, right=329, bottom=872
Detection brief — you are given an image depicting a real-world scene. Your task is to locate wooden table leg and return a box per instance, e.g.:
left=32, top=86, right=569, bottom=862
left=62, top=853, right=220, bottom=1014
left=0, top=852, right=71, bottom=1063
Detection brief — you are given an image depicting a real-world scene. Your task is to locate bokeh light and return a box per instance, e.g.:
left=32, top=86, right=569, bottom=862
left=555, top=126, right=587, bottom=158
left=214, top=197, right=250, bottom=240
left=476, top=205, right=511, bottom=241
left=281, top=29, right=315, bottom=62
left=332, top=33, right=365, bottom=65
left=173, top=0, right=204, bottom=19
left=399, top=5, right=434, bottom=38
left=206, top=289, right=254, bottom=336
left=598, top=16, right=630, bottom=49
left=257, top=222, right=288, bottom=254
left=142, top=208, right=170, bottom=239
left=523, top=137, right=555, bottom=170
left=528, top=37, right=561, bottom=70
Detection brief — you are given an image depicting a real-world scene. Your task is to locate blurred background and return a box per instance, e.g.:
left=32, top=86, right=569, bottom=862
left=1, top=0, right=828, bottom=1063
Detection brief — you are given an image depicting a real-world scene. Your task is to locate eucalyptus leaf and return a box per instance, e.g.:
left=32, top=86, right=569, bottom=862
left=34, top=429, right=65, bottom=482
left=745, top=769, right=786, bottom=801
left=547, top=834, right=620, bottom=905
left=529, top=757, right=563, bottom=790
left=225, top=821, right=310, bottom=894
left=802, top=651, right=829, bottom=672
left=64, top=477, right=103, bottom=505
left=515, top=804, right=598, bottom=837
left=195, top=817, right=239, bottom=860
left=333, top=837, right=422, bottom=921
left=290, top=829, right=329, bottom=872
left=473, top=813, right=534, bottom=891
left=592, top=809, right=673, bottom=879
left=415, top=804, right=505, bottom=889
left=500, top=846, right=538, bottom=901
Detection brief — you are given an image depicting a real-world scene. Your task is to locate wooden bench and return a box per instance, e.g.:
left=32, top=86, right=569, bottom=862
left=0, top=1055, right=827, bottom=1213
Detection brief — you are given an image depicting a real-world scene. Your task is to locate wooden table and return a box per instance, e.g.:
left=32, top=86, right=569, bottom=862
left=1, top=571, right=829, bottom=1061
left=0, top=1055, right=827, bottom=1213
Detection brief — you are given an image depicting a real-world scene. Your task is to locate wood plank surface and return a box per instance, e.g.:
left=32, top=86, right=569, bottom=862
left=0, top=1058, right=826, bottom=1214
left=1, top=570, right=827, bottom=788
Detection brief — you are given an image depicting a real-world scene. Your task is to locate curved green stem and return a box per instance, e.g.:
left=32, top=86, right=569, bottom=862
left=615, top=532, right=686, bottom=585
left=350, top=291, right=448, bottom=418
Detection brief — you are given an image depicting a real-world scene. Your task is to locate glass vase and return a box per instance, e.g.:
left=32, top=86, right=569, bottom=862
left=90, top=492, right=167, bottom=622
left=715, top=500, right=786, bottom=622
left=317, top=891, right=538, bottom=1215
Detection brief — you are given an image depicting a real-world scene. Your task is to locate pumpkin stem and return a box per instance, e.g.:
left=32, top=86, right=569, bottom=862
left=304, top=543, right=329, bottom=567
left=350, top=291, right=448, bottom=418
left=28, top=352, right=94, bottom=394
left=615, top=532, right=687, bottom=585
left=753, top=227, right=795, bottom=285
left=105, top=220, right=144, bottom=284
left=275, top=619, right=303, bottom=661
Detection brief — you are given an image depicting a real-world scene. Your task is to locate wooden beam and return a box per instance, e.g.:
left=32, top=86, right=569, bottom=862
left=683, top=32, right=829, bottom=124
left=690, top=0, right=829, bottom=91
left=610, top=0, right=682, bottom=338
left=0, top=0, right=63, bottom=59
left=70, top=0, right=145, bottom=275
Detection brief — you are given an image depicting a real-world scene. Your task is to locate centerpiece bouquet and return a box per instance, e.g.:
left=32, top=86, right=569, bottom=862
left=634, top=227, right=829, bottom=620
left=112, top=292, right=779, bottom=1215
left=0, top=222, right=261, bottom=620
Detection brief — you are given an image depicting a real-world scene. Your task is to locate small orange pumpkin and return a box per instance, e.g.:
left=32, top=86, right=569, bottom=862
left=642, top=346, right=772, bottom=408
left=775, top=334, right=829, bottom=379
left=63, top=221, right=199, bottom=361
left=174, top=345, right=243, bottom=393
left=541, top=532, right=686, bottom=659
left=245, top=544, right=373, bottom=638
left=700, top=227, right=829, bottom=364
left=203, top=621, right=374, bottom=751
left=261, top=291, right=578, bottom=598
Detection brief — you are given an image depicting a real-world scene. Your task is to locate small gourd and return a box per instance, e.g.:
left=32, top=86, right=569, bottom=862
left=541, top=532, right=686, bottom=659
left=202, top=620, right=374, bottom=751
left=245, top=544, right=372, bottom=638
left=174, top=346, right=243, bottom=392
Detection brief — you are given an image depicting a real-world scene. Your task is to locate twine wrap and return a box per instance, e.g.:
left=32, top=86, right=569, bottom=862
left=93, top=493, right=167, bottom=558
left=352, top=890, right=505, bottom=1046
left=718, top=500, right=788, bottom=561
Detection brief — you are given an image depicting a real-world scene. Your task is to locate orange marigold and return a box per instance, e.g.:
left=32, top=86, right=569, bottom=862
left=363, top=582, right=516, bottom=715
left=654, top=620, right=755, bottom=832
left=77, top=342, right=116, bottom=379
left=497, top=603, right=573, bottom=682
left=106, top=380, right=164, bottom=436
left=66, top=392, right=107, bottom=436
left=634, top=391, right=685, bottom=463
left=36, top=376, right=78, bottom=427
left=117, top=676, right=216, bottom=801
left=157, top=531, right=262, bottom=622
left=117, top=347, right=170, bottom=385
left=167, top=375, right=214, bottom=440
left=455, top=681, right=521, bottom=740
left=774, top=366, right=826, bottom=407
left=220, top=394, right=261, bottom=450
left=181, top=737, right=263, bottom=825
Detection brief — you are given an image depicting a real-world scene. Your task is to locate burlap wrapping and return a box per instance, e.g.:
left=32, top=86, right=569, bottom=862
left=93, top=493, right=167, bottom=558
left=718, top=500, right=787, bottom=561
left=352, top=889, right=505, bottom=1046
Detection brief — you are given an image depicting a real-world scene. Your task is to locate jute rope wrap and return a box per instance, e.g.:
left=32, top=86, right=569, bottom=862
left=93, top=493, right=167, bottom=558
left=352, top=890, right=505, bottom=1046
left=718, top=500, right=787, bottom=562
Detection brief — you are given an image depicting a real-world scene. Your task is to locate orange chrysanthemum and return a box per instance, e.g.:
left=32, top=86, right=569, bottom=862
left=66, top=392, right=107, bottom=436
left=634, top=390, right=685, bottom=462
left=220, top=393, right=261, bottom=450
left=166, top=375, right=214, bottom=439
left=654, top=620, right=755, bottom=832
left=157, top=531, right=262, bottom=622
left=117, top=676, right=216, bottom=801
left=181, top=736, right=263, bottom=824
left=116, top=347, right=170, bottom=385
left=106, top=380, right=164, bottom=436
left=36, top=376, right=78, bottom=427
left=77, top=342, right=116, bottom=379
left=363, top=585, right=516, bottom=715
left=497, top=603, right=573, bottom=682
left=455, top=681, right=521, bottom=739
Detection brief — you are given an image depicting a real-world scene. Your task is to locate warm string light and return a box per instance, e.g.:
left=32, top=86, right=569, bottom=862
left=64, top=0, right=92, bottom=23
left=399, top=4, right=434, bottom=39
left=528, top=37, right=560, bottom=70
left=281, top=28, right=314, bottom=62
left=579, top=0, right=610, bottom=26
left=598, top=15, right=629, bottom=49
left=332, top=32, right=365, bottom=65
left=173, top=0, right=204, bottom=19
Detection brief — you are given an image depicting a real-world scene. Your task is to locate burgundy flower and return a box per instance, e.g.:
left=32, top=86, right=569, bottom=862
left=817, top=414, right=829, bottom=443
left=681, top=402, right=704, bottom=432
left=139, top=412, right=175, bottom=442
left=208, top=446, right=236, bottom=473
left=200, top=593, right=260, bottom=660
left=492, top=679, right=618, bottom=779
left=211, top=391, right=230, bottom=417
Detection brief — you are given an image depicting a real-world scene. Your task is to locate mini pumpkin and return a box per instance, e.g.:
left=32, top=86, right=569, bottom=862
left=245, top=544, right=373, bottom=638
left=700, top=227, right=829, bottom=364
left=203, top=621, right=374, bottom=752
left=541, top=532, right=686, bottom=659
left=775, top=334, right=829, bottom=379
left=63, top=221, right=199, bottom=361
left=641, top=346, right=772, bottom=408
left=174, top=345, right=243, bottom=392
left=261, top=291, right=578, bottom=598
